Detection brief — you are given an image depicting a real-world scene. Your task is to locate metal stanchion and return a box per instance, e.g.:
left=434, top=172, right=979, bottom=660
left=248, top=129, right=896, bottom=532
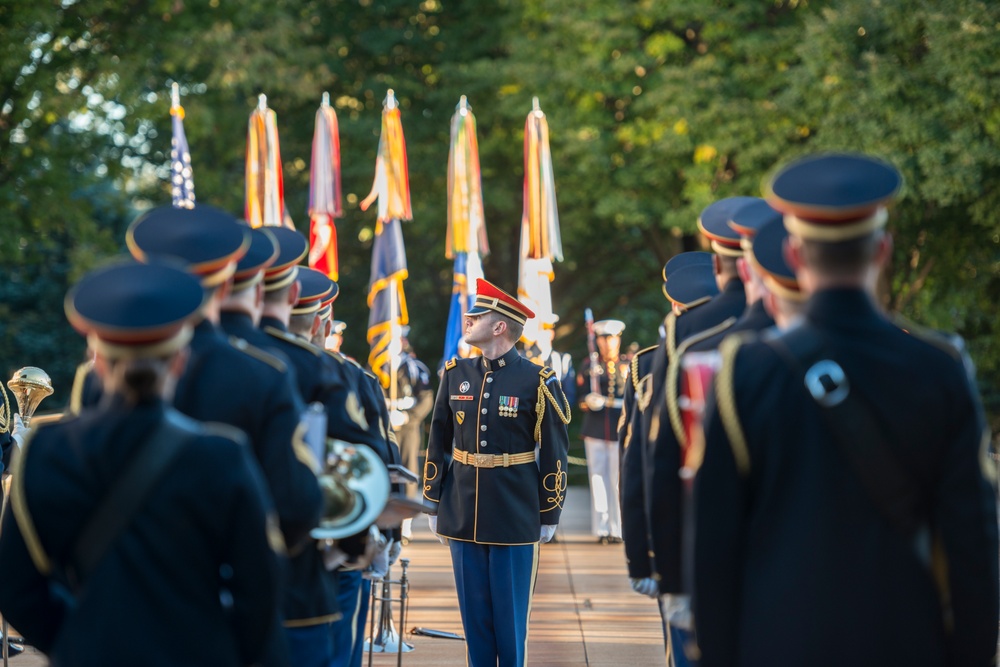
left=365, top=558, right=413, bottom=665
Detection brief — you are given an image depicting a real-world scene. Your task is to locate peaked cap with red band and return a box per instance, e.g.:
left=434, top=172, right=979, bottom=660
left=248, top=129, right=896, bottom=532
left=465, top=278, right=535, bottom=325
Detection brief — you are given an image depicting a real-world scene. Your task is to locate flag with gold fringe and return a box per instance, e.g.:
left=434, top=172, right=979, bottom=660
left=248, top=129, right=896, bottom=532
left=518, top=97, right=562, bottom=342
left=361, top=90, right=411, bottom=388
left=443, top=95, right=488, bottom=361
left=308, top=92, right=344, bottom=280
left=245, top=94, right=294, bottom=229
left=169, top=83, right=195, bottom=209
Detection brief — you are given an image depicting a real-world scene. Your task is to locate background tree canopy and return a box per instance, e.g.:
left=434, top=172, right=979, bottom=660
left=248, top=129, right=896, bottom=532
left=2, top=0, right=999, bottom=432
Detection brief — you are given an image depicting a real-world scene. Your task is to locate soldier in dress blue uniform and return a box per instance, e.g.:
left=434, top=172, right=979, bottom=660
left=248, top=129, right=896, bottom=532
left=0, top=261, right=283, bottom=666
left=645, top=255, right=732, bottom=665
left=749, top=217, right=808, bottom=329
left=423, top=278, right=570, bottom=667
left=619, top=254, right=718, bottom=585
left=126, top=205, right=325, bottom=666
left=218, top=229, right=355, bottom=666
left=578, top=319, right=628, bottom=543
left=684, top=198, right=782, bottom=354
left=694, top=154, right=1000, bottom=666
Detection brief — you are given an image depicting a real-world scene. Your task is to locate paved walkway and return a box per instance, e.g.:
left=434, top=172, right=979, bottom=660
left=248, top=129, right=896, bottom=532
left=6, top=487, right=665, bottom=666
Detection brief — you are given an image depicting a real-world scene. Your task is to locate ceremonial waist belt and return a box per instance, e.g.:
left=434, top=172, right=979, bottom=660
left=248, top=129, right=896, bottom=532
left=453, top=449, right=535, bottom=469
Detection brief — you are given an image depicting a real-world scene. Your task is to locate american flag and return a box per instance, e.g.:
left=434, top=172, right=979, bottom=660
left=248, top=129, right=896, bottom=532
left=170, top=87, right=195, bottom=209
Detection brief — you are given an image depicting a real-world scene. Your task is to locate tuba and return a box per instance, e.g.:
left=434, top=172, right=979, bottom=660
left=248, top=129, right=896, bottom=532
left=7, top=367, right=54, bottom=428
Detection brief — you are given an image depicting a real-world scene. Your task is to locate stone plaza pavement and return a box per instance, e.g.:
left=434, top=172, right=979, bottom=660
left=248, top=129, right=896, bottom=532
left=7, top=486, right=666, bottom=666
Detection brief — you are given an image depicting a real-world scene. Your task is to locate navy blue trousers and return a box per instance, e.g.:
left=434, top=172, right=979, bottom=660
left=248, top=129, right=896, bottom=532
left=330, top=569, right=364, bottom=667
left=449, top=540, right=539, bottom=667
left=286, top=621, right=335, bottom=667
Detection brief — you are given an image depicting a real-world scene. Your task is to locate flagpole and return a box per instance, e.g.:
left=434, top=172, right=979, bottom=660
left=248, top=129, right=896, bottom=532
left=389, top=279, right=399, bottom=411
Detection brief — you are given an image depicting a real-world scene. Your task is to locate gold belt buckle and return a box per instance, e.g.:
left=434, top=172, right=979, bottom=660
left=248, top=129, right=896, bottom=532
left=474, top=453, right=495, bottom=468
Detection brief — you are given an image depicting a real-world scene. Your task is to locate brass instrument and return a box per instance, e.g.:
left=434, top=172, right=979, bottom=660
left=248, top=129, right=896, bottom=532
left=7, top=367, right=54, bottom=428
left=0, top=366, right=48, bottom=664
left=313, top=439, right=391, bottom=541
left=366, top=558, right=414, bottom=663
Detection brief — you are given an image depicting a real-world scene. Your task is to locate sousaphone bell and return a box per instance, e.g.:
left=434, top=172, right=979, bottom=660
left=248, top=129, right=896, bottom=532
left=7, top=367, right=54, bottom=428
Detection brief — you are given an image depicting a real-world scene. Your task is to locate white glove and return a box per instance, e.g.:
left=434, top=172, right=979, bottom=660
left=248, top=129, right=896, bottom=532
left=630, top=577, right=659, bottom=599
left=389, top=409, right=409, bottom=430
left=10, top=413, right=29, bottom=449
left=321, top=543, right=349, bottom=571
left=539, top=524, right=557, bottom=544
left=427, top=515, right=447, bottom=545
left=366, top=538, right=391, bottom=580
left=388, top=538, right=403, bottom=565
left=584, top=393, right=607, bottom=411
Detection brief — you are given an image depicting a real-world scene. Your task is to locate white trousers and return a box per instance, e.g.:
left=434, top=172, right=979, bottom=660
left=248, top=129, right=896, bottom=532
left=583, top=437, right=622, bottom=538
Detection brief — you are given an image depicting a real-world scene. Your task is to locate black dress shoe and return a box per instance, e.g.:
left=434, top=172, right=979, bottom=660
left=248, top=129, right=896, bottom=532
left=597, top=536, right=609, bottom=545
left=6, top=640, right=24, bottom=657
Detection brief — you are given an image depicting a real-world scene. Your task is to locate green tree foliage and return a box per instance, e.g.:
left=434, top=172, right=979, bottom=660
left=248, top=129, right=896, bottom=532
left=2, top=0, right=998, bottom=427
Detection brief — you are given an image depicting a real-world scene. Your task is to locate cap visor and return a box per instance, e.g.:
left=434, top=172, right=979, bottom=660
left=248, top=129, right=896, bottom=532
left=464, top=305, right=490, bottom=317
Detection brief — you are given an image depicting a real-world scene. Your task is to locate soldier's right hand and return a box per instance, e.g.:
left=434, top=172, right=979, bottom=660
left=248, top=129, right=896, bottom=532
left=630, top=577, right=659, bottom=599
left=427, top=514, right=447, bottom=545
left=10, top=413, right=30, bottom=449
left=584, top=393, right=607, bottom=412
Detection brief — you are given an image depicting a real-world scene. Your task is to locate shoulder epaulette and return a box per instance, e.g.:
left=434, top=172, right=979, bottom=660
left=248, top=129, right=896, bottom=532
left=630, top=345, right=657, bottom=392
left=323, top=349, right=346, bottom=365
left=262, top=326, right=321, bottom=357
left=892, top=315, right=964, bottom=363
left=715, top=332, right=756, bottom=477
left=228, top=336, right=287, bottom=373
left=539, top=367, right=556, bottom=380
left=444, top=358, right=458, bottom=371
left=342, top=355, right=367, bottom=373
left=200, top=420, right=249, bottom=447
left=665, top=316, right=739, bottom=445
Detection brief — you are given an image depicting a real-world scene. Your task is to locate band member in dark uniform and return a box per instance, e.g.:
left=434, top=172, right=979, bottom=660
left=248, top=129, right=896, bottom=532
left=126, top=205, right=322, bottom=552
left=624, top=200, right=751, bottom=667
left=619, top=253, right=720, bottom=603
left=695, top=154, right=999, bottom=666
left=0, top=261, right=283, bottom=666
left=126, top=205, right=326, bottom=666
left=683, top=198, right=782, bottom=353
left=423, top=278, right=570, bottom=667
left=578, top=319, right=628, bottom=543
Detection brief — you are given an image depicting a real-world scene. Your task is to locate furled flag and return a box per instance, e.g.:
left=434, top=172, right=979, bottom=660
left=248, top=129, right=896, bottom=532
left=308, top=92, right=344, bottom=280
left=361, top=90, right=411, bottom=388
left=169, top=83, right=195, bottom=209
left=518, top=97, right=563, bottom=339
left=245, top=94, right=294, bottom=229
left=443, top=95, right=489, bottom=361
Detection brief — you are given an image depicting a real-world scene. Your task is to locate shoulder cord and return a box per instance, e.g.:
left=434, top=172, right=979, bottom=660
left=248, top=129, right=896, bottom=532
left=535, top=378, right=572, bottom=443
